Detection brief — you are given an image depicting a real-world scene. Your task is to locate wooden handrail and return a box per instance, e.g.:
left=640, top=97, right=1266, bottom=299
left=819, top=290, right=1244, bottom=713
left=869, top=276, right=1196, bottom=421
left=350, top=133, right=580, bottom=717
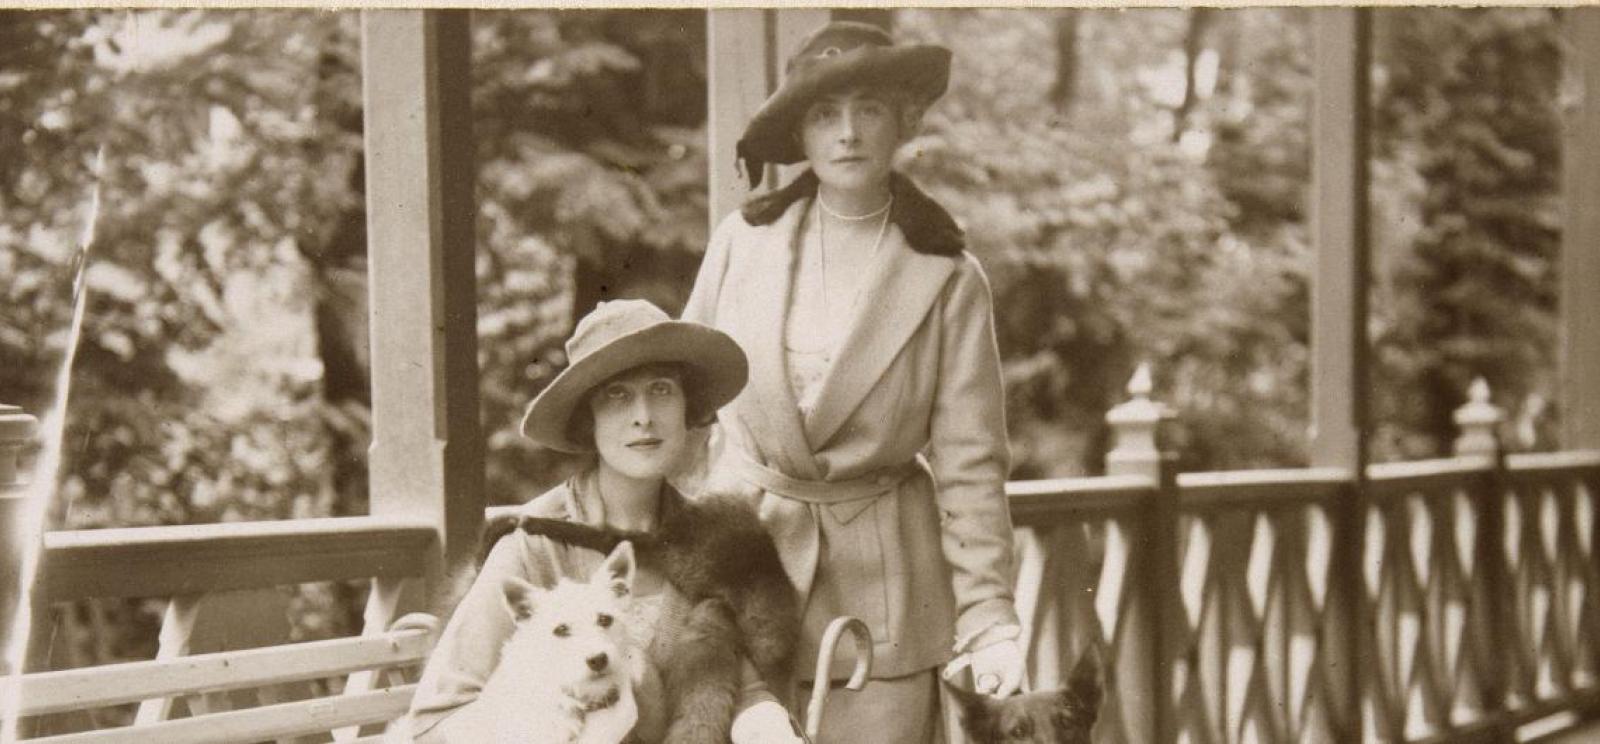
left=1365, top=457, right=1495, bottom=501
left=1005, top=474, right=1152, bottom=521
left=38, top=516, right=436, bottom=602
left=1176, top=466, right=1351, bottom=510
left=1506, top=449, right=1600, bottom=473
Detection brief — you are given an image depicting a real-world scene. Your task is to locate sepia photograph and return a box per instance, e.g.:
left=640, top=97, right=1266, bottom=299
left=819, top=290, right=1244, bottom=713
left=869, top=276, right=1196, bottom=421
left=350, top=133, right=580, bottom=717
left=1, top=5, right=1598, bottom=743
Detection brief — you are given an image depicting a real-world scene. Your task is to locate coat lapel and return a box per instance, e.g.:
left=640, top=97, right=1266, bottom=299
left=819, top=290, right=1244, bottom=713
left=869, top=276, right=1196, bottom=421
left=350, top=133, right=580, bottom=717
left=802, top=225, right=958, bottom=450
left=729, top=204, right=823, bottom=480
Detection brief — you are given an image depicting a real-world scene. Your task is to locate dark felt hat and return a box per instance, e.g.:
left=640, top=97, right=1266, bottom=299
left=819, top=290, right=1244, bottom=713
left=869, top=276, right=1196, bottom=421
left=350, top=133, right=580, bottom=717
left=520, top=300, right=748, bottom=453
left=736, top=22, right=951, bottom=185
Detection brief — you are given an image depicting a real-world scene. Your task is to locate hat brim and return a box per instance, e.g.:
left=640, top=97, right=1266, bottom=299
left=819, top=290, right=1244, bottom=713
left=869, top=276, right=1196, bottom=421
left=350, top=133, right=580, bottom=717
left=739, top=44, right=951, bottom=167
left=520, top=322, right=748, bottom=453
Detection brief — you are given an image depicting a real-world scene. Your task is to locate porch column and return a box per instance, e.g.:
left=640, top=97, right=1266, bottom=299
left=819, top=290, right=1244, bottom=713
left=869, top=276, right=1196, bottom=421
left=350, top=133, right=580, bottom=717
left=1310, top=9, right=1371, bottom=472
left=1310, top=9, right=1371, bottom=740
left=361, top=10, right=483, bottom=610
left=707, top=9, right=831, bottom=227
left=1562, top=8, right=1600, bottom=450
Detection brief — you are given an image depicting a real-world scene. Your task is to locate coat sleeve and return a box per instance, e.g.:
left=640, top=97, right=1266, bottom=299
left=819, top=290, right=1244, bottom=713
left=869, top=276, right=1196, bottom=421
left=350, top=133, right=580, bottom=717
left=673, top=213, right=740, bottom=495
left=681, top=212, right=739, bottom=326
left=926, top=253, right=1021, bottom=647
left=406, top=533, right=533, bottom=739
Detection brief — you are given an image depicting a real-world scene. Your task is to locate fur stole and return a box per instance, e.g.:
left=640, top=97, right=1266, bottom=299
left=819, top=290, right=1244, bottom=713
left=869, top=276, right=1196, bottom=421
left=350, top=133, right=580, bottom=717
left=481, top=493, right=799, bottom=744
left=739, top=169, right=965, bottom=258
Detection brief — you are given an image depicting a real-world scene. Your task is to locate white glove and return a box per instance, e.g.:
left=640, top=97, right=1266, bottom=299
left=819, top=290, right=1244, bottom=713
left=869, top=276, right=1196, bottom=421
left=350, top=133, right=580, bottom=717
left=943, top=633, right=1026, bottom=698
left=731, top=700, right=808, bottom=744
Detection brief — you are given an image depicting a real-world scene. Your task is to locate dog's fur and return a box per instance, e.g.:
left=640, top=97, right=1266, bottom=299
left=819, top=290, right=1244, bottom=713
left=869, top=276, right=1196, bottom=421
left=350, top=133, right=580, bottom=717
left=947, top=650, right=1103, bottom=744
left=481, top=492, right=799, bottom=744
left=448, top=542, right=642, bottom=744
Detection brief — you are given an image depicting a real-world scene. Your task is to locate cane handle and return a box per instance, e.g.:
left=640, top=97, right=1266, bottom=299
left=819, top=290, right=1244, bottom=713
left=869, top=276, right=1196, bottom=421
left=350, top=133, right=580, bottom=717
left=805, top=616, right=874, bottom=739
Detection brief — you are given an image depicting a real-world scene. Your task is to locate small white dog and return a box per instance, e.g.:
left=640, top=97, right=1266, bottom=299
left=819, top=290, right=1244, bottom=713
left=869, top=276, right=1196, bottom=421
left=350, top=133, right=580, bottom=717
left=445, top=541, right=642, bottom=744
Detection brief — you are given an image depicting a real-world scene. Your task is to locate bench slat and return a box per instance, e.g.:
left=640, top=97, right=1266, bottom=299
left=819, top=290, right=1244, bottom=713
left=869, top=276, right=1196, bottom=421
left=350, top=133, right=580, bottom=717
left=18, top=630, right=430, bottom=716
left=29, top=685, right=415, bottom=744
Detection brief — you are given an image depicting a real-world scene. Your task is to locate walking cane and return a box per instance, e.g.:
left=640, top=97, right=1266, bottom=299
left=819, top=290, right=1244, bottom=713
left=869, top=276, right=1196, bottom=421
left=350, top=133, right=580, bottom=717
left=804, top=616, right=873, bottom=740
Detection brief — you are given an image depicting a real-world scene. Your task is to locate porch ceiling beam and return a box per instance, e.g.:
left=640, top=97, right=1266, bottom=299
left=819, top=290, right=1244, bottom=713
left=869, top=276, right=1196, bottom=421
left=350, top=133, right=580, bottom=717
left=361, top=10, right=482, bottom=608
left=1563, top=8, right=1600, bottom=450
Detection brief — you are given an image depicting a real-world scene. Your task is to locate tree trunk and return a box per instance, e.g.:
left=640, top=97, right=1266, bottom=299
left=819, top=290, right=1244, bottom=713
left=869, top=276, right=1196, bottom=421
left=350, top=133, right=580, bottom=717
left=1050, top=9, right=1081, bottom=114
left=1173, top=8, right=1213, bottom=141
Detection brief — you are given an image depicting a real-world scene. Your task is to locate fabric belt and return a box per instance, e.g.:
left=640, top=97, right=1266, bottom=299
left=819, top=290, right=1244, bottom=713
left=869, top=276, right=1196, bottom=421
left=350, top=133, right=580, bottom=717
left=728, top=451, right=922, bottom=505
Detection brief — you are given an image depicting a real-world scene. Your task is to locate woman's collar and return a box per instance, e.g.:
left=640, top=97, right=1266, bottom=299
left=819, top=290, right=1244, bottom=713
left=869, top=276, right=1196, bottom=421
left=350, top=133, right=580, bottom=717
left=741, top=170, right=965, bottom=257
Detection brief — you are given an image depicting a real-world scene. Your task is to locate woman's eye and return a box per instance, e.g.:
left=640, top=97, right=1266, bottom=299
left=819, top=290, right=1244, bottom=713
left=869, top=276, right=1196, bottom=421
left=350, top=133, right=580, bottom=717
left=596, top=613, right=613, bottom=628
left=605, top=386, right=628, bottom=400
left=553, top=623, right=570, bottom=638
left=650, top=381, right=674, bottom=396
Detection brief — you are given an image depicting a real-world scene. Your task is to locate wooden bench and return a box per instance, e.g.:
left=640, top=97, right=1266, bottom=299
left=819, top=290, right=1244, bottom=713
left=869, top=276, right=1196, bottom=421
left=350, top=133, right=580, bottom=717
left=11, top=516, right=441, bottom=743
left=11, top=613, right=437, bottom=744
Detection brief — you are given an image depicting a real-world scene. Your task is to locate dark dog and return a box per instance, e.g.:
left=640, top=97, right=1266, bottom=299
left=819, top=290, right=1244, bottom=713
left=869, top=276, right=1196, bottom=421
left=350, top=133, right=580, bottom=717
left=947, top=650, right=1102, bottom=744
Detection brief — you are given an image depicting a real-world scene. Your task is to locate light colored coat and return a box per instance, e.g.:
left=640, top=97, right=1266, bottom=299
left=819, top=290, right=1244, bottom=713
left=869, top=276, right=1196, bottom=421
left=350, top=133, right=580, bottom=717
left=682, top=198, right=1019, bottom=680
left=405, top=477, right=774, bottom=743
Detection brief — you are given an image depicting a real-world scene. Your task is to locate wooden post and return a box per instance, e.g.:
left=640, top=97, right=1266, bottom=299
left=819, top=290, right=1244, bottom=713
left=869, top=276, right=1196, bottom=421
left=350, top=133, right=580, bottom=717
left=707, top=9, right=768, bottom=228
left=361, top=10, right=482, bottom=614
left=1562, top=8, right=1600, bottom=451
left=1452, top=378, right=1510, bottom=726
left=0, top=404, right=38, bottom=678
left=1106, top=364, right=1177, bottom=744
left=1310, top=8, right=1371, bottom=473
left=1310, top=9, right=1371, bottom=740
left=706, top=9, right=832, bottom=229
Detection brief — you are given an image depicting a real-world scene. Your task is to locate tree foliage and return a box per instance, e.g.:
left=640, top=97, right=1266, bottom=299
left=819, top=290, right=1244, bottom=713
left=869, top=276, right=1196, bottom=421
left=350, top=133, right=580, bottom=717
left=1370, top=8, right=1562, bottom=458
left=0, top=8, right=1567, bottom=672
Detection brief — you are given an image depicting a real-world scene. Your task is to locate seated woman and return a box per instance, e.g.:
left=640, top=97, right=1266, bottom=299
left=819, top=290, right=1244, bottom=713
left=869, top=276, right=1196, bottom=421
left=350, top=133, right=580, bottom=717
left=404, top=299, right=804, bottom=744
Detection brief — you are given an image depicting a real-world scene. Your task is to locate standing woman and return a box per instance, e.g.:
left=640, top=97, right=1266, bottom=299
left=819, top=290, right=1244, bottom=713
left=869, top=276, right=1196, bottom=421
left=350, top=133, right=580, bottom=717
left=683, top=21, right=1024, bottom=743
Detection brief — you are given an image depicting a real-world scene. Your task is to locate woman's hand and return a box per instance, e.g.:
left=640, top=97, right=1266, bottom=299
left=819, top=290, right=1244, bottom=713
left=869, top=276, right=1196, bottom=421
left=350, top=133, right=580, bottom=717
left=731, top=700, right=809, bottom=744
left=969, top=637, right=1025, bottom=697
left=943, top=624, right=1026, bottom=698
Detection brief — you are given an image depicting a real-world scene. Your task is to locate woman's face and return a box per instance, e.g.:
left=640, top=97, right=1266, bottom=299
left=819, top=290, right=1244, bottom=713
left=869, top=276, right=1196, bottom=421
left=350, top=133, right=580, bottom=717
left=588, top=364, right=690, bottom=482
left=800, top=88, right=901, bottom=194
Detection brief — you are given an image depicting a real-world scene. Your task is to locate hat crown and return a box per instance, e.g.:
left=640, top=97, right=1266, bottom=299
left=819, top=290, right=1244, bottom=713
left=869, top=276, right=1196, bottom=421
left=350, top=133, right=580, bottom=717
left=786, top=21, right=895, bottom=76
left=565, top=300, right=671, bottom=365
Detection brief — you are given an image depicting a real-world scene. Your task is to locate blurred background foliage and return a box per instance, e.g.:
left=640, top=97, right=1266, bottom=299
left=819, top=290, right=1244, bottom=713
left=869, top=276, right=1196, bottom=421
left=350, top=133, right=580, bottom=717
left=0, top=7, right=1565, bottom=664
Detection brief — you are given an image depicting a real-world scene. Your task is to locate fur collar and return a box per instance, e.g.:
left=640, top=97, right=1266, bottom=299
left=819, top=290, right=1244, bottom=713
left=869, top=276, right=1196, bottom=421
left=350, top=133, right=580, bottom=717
left=740, top=169, right=965, bottom=257
left=484, top=491, right=799, bottom=684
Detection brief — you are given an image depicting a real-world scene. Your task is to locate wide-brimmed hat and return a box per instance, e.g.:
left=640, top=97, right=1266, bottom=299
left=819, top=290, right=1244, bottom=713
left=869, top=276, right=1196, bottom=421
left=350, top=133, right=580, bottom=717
left=736, top=21, right=951, bottom=182
left=520, top=300, right=748, bottom=453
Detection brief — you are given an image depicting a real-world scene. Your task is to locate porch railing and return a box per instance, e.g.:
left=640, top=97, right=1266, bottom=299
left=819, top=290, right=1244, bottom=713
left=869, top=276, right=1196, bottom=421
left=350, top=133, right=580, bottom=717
left=1015, top=374, right=1600, bottom=743
left=5, top=373, right=1597, bottom=743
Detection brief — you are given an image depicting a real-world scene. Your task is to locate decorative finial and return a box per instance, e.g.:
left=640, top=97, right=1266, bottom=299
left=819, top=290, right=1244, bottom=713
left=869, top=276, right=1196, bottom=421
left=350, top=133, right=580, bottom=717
left=1453, top=376, right=1503, bottom=458
left=1468, top=377, right=1490, bottom=405
left=1127, top=362, right=1153, bottom=400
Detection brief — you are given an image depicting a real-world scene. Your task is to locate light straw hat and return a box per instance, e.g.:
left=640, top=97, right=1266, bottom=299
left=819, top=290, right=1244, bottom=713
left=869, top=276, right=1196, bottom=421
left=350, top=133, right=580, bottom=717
left=520, top=300, right=748, bottom=453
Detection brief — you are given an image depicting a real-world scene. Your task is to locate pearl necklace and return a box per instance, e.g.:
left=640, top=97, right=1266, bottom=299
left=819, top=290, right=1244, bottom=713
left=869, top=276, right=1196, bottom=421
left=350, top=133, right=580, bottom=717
left=817, top=192, right=893, bottom=222
left=817, top=195, right=893, bottom=322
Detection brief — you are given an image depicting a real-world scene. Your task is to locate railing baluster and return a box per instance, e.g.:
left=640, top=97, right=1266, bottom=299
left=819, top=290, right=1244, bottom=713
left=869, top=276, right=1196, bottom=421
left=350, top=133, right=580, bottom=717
left=134, top=594, right=204, bottom=725
left=333, top=575, right=409, bottom=742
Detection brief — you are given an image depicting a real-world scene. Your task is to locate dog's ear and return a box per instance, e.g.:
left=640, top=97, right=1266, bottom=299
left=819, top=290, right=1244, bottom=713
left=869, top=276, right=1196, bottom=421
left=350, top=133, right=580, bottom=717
left=1065, top=648, right=1104, bottom=713
left=941, top=678, right=992, bottom=733
left=596, top=540, right=636, bottom=598
left=501, top=576, right=540, bottom=621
